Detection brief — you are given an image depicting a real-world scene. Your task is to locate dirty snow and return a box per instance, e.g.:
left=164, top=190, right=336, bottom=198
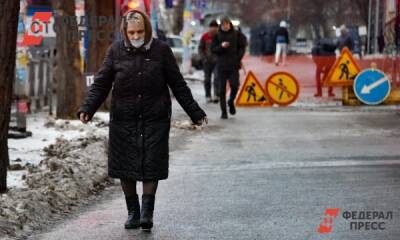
left=7, top=112, right=109, bottom=189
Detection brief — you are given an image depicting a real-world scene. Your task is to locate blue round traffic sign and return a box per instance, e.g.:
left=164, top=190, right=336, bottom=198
left=353, top=69, right=391, bottom=105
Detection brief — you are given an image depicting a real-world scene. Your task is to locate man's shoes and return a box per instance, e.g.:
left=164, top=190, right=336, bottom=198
left=228, top=100, right=236, bottom=115
left=206, top=97, right=212, bottom=103
left=328, top=93, right=336, bottom=97
left=212, top=97, right=219, bottom=104
left=221, top=112, right=228, bottom=119
left=124, top=194, right=140, bottom=229
left=140, top=194, right=155, bottom=231
left=314, top=93, right=322, bottom=97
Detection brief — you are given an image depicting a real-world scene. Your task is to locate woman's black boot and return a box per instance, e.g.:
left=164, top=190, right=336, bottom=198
left=124, top=194, right=140, bottom=229
left=140, top=194, right=155, bottom=231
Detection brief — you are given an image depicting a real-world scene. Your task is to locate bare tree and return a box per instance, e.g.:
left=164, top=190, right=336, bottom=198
left=290, top=0, right=329, bottom=37
left=0, top=0, right=20, bottom=193
left=85, top=0, right=115, bottom=73
left=217, top=0, right=368, bottom=39
left=84, top=0, right=115, bottom=110
left=351, top=0, right=370, bottom=26
left=222, top=0, right=277, bottom=27
left=52, top=0, right=85, bottom=119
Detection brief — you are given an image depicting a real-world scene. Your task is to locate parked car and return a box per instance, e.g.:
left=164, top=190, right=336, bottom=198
left=166, top=35, right=203, bottom=69
left=190, top=38, right=203, bottom=70
left=166, top=35, right=183, bottom=64
left=291, top=37, right=312, bottom=54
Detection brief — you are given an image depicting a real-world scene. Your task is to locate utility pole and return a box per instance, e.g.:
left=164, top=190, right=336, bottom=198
left=374, top=0, right=380, bottom=53
left=367, top=0, right=372, bottom=54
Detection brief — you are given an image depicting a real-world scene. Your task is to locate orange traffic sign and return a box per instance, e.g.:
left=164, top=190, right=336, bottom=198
left=265, top=72, right=300, bottom=106
left=236, top=71, right=272, bottom=107
left=323, top=47, right=361, bottom=87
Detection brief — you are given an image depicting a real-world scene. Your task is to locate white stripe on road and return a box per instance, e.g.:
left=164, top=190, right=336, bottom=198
left=173, top=159, right=400, bottom=172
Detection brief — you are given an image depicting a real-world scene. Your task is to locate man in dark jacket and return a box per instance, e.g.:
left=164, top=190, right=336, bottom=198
left=211, top=16, right=246, bottom=119
left=338, top=25, right=354, bottom=51
left=199, top=20, right=219, bottom=103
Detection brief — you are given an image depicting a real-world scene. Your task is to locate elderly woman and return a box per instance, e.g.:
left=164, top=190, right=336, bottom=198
left=77, top=9, right=207, bottom=231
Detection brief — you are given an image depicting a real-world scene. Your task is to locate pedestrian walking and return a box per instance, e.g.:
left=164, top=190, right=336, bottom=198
left=77, top=9, right=207, bottom=232
left=199, top=20, right=219, bottom=103
left=274, top=20, right=290, bottom=66
left=338, top=25, right=354, bottom=52
left=311, top=38, right=336, bottom=97
left=211, top=16, right=246, bottom=119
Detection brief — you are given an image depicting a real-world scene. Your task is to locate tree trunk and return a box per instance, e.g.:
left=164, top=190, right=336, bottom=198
left=85, top=0, right=115, bottom=73
left=0, top=0, right=20, bottom=193
left=52, top=0, right=85, bottom=119
left=173, top=0, right=184, bottom=35
left=85, top=0, right=115, bottom=110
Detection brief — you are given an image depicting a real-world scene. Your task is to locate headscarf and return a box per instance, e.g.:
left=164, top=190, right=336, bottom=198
left=120, top=9, right=153, bottom=50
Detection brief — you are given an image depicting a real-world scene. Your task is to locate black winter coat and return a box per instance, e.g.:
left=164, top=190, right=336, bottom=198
left=274, top=27, right=289, bottom=44
left=211, top=27, right=246, bottom=71
left=78, top=39, right=206, bottom=181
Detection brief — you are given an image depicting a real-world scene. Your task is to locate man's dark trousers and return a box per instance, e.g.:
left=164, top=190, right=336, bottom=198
left=204, top=62, right=219, bottom=99
left=218, top=69, right=239, bottom=114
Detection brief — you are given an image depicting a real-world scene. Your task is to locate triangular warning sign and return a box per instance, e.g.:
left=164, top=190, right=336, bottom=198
left=236, top=71, right=272, bottom=106
left=323, top=47, right=361, bottom=87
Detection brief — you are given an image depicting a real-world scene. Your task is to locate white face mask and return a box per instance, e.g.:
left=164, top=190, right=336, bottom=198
left=130, top=39, right=144, bottom=48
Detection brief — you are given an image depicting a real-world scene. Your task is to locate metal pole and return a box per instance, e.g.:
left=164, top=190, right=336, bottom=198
left=367, top=0, right=372, bottom=54
left=374, top=0, right=380, bottom=53
left=48, top=49, right=54, bottom=116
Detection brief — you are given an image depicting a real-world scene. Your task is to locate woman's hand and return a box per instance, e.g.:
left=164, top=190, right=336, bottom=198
left=195, top=116, right=208, bottom=126
left=79, top=112, right=90, bottom=124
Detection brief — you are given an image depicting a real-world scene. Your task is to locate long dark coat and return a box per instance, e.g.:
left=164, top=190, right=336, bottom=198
left=78, top=39, right=206, bottom=181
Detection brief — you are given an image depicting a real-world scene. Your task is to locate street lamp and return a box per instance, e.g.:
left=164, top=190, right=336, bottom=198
left=128, top=0, right=141, bottom=9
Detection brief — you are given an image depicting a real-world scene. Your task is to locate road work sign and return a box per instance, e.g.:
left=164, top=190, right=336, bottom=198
left=236, top=71, right=271, bottom=107
left=353, top=69, right=391, bottom=105
left=323, top=47, right=361, bottom=87
left=265, top=72, right=300, bottom=106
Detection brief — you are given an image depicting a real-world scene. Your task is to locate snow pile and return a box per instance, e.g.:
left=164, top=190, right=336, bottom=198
left=2, top=109, right=201, bottom=239
left=2, top=112, right=111, bottom=239
left=0, top=134, right=112, bottom=239
left=7, top=112, right=109, bottom=188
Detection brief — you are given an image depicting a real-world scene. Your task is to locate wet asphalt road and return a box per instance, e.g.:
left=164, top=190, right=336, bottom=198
left=29, top=82, right=400, bottom=240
